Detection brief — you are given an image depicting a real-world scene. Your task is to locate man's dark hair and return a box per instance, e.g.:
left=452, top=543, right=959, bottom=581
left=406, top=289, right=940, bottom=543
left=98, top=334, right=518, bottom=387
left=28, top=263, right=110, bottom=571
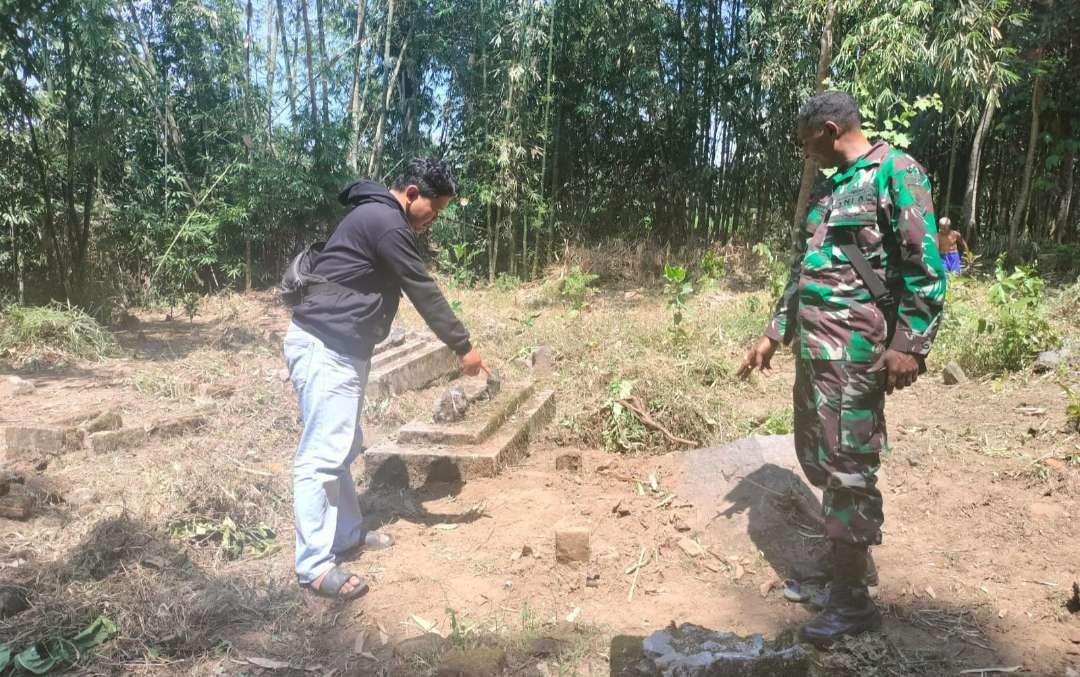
left=797, top=91, right=861, bottom=131
left=392, top=157, right=457, bottom=197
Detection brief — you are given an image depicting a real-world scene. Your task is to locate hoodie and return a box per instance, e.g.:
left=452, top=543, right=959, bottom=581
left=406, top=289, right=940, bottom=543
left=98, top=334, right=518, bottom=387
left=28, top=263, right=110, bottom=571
left=290, top=181, right=472, bottom=359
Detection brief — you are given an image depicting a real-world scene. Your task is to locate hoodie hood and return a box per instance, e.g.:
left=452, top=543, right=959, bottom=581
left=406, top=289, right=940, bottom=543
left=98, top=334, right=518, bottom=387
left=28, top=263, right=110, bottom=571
left=337, top=180, right=403, bottom=212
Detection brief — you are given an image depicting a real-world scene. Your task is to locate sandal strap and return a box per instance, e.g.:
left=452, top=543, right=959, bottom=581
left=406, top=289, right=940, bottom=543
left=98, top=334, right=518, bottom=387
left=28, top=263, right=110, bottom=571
left=317, top=566, right=367, bottom=598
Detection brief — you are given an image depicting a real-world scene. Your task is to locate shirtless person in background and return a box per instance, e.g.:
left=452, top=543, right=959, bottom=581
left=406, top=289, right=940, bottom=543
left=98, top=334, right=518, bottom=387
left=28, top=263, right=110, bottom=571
left=937, top=217, right=968, bottom=275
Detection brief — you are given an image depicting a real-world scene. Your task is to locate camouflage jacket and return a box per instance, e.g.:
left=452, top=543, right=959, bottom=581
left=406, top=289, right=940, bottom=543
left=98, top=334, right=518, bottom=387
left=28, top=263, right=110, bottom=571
left=766, top=141, right=947, bottom=362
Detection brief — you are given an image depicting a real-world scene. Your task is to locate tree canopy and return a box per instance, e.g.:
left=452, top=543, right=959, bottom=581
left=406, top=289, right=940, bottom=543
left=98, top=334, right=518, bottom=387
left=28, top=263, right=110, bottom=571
left=1, top=0, right=1077, bottom=304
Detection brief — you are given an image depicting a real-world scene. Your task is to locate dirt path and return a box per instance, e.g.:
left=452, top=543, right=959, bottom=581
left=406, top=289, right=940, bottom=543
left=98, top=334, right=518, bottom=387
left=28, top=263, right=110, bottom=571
left=2, top=291, right=1078, bottom=676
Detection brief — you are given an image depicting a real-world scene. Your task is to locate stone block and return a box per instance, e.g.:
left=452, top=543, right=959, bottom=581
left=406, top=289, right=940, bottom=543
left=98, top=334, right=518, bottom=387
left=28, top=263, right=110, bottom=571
left=555, top=526, right=590, bottom=563
left=365, top=387, right=555, bottom=488
left=1, top=425, right=82, bottom=465
left=637, top=624, right=810, bottom=676
left=555, top=451, right=582, bottom=473
left=148, top=414, right=208, bottom=438
left=436, top=647, right=507, bottom=677
left=88, top=428, right=148, bottom=454
left=83, top=410, right=123, bottom=434
left=0, top=495, right=33, bottom=520
left=368, top=336, right=458, bottom=400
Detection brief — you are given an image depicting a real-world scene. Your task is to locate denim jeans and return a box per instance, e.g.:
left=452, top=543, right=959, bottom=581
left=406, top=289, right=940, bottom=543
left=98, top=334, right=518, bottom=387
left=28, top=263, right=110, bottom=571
left=283, top=322, right=370, bottom=584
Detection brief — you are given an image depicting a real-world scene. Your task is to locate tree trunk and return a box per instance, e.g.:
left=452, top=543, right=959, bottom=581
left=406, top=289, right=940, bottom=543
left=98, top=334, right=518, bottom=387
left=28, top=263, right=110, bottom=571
left=347, top=0, right=370, bottom=172
left=265, top=0, right=277, bottom=141
left=300, top=0, right=320, bottom=133
left=961, top=88, right=998, bottom=244
left=315, top=0, right=331, bottom=128
left=791, top=0, right=835, bottom=230
left=367, top=0, right=404, bottom=177
left=1008, top=77, right=1042, bottom=253
left=276, top=0, right=298, bottom=128
left=943, top=118, right=959, bottom=217
left=1055, top=145, right=1075, bottom=244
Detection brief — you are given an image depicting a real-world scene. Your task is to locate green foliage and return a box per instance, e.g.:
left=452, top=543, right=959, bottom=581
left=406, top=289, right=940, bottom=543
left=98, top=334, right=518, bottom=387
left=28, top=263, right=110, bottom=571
left=663, top=263, right=694, bottom=346
left=494, top=273, right=523, bottom=292
left=751, top=408, right=794, bottom=435
left=439, top=242, right=484, bottom=288
left=603, top=378, right=646, bottom=453
left=858, top=94, right=943, bottom=150
left=0, top=303, right=117, bottom=362
left=1059, top=383, right=1080, bottom=432
left=697, top=250, right=726, bottom=282
left=751, top=243, right=788, bottom=298
left=559, top=267, right=598, bottom=310
left=169, top=516, right=277, bottom=561
left=935, top=265, right=1059, bottom=376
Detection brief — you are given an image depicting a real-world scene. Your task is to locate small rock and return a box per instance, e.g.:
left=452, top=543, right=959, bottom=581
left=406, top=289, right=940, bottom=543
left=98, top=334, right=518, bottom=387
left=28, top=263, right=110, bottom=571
left=586, top=570, right=601, bottom=588
left=0, top=376, right=35, bottom=398
left=942, top=361, right=967, bottom=385
left=276, top=368, right=290, bottom=382
left=672, top=515, right=691, bottom=532
left=1034, top=348, right=1072, bottom=374
left=0, top=586, right=29, bottom=619
left=1068, top=628, right=1080, bottom=644
left=677, top=537, right=704, bottom=558
left=612, top=500, right=631, bottom=517
left=1066, top=667, right=1079, bottom=677
left=531, top=636, right=568, bottom=658
left=66, top=487, right=99, bottom=507
left=531, top=346, right=555, bottom=376
left=436, top=647, right=507, bottom=677
left=555, top=526, right=590, bottom=563
left=433, top=384, right=469, bottom=423
left=393, top=633, right=449, bottom=661
left=623, top=291, right=642, bottom=301
left=555, top=451, right=582, bottom=473
left=510, top=544, right=534, bottom=561
left=83, top=410, right=122, bottom=434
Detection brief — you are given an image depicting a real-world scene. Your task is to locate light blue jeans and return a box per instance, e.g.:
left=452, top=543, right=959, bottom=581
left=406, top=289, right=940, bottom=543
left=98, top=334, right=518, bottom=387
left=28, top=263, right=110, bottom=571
left=283, top=322, right=370, bottom=584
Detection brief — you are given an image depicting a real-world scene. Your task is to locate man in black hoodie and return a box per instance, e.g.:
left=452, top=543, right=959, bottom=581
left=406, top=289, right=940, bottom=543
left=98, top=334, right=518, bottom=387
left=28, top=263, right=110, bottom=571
left=283, top=158, right=487, bottom=599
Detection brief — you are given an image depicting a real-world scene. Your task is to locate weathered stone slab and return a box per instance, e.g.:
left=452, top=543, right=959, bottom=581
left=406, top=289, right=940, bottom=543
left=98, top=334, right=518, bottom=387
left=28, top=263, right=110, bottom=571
left=88, top=427, right=148, bottom=454
left=364, top=388, right=555, bottom=488
left=555, top=526, right=590, bottom=563
left=367, top=335, right=458, bottom=400
left=677, top=435, right=828, bottom=581
left=1, top=425, right=83, bottom=465
left=399, top=383, right=535, bottom=446
left=148, top=413, right=208, bottom=438
left=611, top=624, right=810, bottom=677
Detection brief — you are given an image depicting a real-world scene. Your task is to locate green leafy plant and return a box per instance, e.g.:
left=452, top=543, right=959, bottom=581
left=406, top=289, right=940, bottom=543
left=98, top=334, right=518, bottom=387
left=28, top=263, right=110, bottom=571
left=169, top=516, right=277, bottom=561
left=494, top=272, right=522, bottom=292
left=603, top=378, right=646, bottom=453
left=439, top=241, right=483, bottom=287
left=697, top=250, right=726, bottom=282
left=1060, top=383, right=1080, bottom=432
left=559, top=266, right=598, bottom=310
left=973, top=257, right=1059, bottom=372
left=751, top=243, right=788, bottom=298
left=663, top=263, right=693, bottom=346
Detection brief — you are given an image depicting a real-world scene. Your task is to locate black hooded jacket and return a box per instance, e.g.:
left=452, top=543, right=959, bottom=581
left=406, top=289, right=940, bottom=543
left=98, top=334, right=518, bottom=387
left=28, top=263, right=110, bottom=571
left=290, top=181, right=472, bottom=359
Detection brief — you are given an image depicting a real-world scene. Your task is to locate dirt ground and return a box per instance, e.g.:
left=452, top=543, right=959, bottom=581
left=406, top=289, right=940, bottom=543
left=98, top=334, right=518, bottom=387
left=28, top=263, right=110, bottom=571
left=2, top=284, right=1080, bottom=676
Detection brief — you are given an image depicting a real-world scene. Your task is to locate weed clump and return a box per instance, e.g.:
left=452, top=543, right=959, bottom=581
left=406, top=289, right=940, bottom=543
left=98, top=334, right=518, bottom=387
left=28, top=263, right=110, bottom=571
left=0, top=302, right=117, bottom=364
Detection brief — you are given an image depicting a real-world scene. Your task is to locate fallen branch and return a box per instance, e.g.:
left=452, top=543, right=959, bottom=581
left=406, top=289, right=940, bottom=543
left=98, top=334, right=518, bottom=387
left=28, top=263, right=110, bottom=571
left=618, top=397, right=698, bottom=447
left=627, top=547, right=647, bottom=601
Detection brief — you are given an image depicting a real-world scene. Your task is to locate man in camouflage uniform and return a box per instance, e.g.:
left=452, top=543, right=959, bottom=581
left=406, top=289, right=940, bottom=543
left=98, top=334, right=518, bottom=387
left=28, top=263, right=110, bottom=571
left=738, top=91, right=946, bottom=646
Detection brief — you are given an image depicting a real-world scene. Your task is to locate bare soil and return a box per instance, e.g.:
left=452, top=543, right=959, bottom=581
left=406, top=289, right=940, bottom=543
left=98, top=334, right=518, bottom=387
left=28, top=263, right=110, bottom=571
left=2, top=286, right=1079, bottom=676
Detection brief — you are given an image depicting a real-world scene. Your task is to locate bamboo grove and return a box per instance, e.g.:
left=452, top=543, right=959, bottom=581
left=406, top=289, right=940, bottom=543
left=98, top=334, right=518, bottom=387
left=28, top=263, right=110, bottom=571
left=1, top=0, right=1077, bottom=303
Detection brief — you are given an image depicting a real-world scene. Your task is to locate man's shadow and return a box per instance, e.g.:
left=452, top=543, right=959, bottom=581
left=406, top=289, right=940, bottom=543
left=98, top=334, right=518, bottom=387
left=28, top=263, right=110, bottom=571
left=716, top=463, right=831, bottom=581
left=358, top=456, right=484, bottom=530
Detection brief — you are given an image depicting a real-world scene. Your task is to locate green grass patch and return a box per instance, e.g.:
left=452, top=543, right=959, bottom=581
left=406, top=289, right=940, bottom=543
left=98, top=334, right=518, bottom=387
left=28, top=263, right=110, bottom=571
left=0, top=302, right=118, bottom=363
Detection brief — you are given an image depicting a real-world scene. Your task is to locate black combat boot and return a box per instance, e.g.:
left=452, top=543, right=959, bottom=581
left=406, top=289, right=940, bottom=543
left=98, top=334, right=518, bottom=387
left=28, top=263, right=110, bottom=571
left=800, top=542, right=882, bottom=647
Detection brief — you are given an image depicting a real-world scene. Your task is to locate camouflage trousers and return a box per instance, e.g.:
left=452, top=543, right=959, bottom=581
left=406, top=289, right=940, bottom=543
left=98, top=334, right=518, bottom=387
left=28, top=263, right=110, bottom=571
left=793, top=358, right=886, bottom=546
